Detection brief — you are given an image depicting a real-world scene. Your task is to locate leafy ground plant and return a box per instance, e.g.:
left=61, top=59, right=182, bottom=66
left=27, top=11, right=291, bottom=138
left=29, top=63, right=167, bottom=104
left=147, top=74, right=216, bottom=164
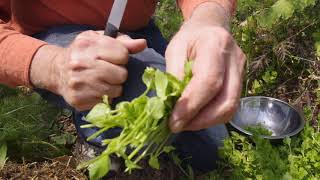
left=0, top=85, right=74, bottom=164
left=78, top=62, right=193, bottom=180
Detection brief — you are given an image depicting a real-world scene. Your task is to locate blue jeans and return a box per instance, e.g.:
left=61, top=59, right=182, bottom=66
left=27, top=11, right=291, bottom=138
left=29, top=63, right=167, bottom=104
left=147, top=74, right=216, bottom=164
left=33, top=21, right=229, bottom=172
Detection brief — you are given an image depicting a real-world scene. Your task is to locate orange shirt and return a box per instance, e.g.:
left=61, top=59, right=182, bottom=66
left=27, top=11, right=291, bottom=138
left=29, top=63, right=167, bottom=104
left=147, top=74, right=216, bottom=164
left=0, top=0, right=236, bottom=87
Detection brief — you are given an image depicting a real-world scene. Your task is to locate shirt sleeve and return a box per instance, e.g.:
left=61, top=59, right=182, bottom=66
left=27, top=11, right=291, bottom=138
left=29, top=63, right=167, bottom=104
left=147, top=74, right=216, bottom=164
left=0, top=19, right=47, bottom=88
left=177, top=0, right=237, bottom=19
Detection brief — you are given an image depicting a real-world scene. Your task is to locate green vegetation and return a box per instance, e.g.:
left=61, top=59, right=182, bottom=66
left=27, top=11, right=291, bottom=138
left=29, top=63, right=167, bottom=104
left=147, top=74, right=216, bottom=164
left=201, top=107, right=320, bottom=180
left=244, top=124, right=273, bottom=136
left=78, top=62, right=193, bottom=180
left=0, top=85, right=75, bottom=168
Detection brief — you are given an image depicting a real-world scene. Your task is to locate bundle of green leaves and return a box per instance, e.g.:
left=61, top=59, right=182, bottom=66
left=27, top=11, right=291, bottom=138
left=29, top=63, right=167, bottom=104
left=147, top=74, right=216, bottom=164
left=78, top=62, right=193, bottom=180
left=0, top=85, right=73, bottom=166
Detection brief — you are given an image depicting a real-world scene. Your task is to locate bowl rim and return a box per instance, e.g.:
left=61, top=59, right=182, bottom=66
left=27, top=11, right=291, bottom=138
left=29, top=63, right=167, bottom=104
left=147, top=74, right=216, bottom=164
left=229, top=96, right=305, bottom=140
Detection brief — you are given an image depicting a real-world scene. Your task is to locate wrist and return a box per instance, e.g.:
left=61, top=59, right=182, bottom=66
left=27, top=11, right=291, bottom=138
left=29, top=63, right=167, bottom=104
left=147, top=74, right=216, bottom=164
left=186, top=1, right=231, bottom=30
left=30, top=45, right=63, bottom=94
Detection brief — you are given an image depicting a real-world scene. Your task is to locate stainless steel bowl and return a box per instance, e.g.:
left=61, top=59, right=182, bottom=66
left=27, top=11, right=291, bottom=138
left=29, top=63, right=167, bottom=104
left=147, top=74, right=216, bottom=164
left=229, top=96, right=305, bottom=140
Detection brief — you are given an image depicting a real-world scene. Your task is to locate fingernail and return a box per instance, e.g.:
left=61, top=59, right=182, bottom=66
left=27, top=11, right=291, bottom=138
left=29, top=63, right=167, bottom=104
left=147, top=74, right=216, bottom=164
left=171, top=120, right=185, bottom=133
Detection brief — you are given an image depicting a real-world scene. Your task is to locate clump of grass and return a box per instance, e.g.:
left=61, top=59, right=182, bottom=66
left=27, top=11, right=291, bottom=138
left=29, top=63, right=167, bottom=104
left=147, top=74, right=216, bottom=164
left=0, top=85, right=74, bottom=162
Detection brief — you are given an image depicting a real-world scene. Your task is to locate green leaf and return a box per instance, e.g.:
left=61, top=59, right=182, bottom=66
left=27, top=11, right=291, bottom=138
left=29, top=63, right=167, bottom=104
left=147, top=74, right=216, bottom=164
left=145, top=97, right=165, bottom=120
left=0, top=142, right=7, bottom=170
left=251, top=79, right=264, bottom=94
left=155, top=69, right=169, bottom=100
left=258, top=0, right=294, bottom=28
left=149, top=155, right=160, bottom=169
left=163, top=146, right=175, bottom=153
left=142, top=67, right=156, bottom=90
left=183, top=61, right=193, bottom=88
left=262, top=70, right=277, bottom=84
left=86, top=103, right=111, bottom=128
left=88, top=155, right=111, bottom=180
left=272, top=0, right=294, bottom=20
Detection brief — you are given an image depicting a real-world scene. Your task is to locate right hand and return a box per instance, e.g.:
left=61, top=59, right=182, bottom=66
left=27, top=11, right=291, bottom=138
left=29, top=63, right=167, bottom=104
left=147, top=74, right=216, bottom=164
left=30, top=31, right=147, bottom=111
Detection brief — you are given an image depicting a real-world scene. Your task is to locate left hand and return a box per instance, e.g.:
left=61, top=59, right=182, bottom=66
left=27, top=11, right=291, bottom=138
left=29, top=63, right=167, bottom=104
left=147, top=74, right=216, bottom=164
left=166, top=3, right=246, bottom=133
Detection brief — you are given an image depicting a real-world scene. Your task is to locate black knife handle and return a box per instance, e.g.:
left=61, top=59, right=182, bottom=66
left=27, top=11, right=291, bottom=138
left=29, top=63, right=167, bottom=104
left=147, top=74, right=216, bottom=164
left=104, top=22, right=118, bottom=38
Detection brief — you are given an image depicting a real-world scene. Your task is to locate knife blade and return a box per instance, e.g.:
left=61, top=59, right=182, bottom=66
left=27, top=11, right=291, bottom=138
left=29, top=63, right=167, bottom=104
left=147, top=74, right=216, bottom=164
left=104, top=0, right=128, bottom=38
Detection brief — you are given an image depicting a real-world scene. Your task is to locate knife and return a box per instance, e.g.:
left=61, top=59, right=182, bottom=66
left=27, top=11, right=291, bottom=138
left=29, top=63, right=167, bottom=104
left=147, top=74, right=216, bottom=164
left=104, top=0, right=128, bottom=38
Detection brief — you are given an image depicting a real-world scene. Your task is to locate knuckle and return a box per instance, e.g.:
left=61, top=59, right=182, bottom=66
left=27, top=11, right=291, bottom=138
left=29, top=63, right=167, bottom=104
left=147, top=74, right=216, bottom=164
left=68, top=77, right=82, bottom=89
left=68, top=58, right=84, bottom=69
left=73, top=37, right=93, bottom=49
left=206, top=76, right=224, bottom=93
left=224, top=98, right=239, bottom=115
left=117, top=68, right=128, bottom=83
left=78, top=30, right=97, bottom=38
left=117, top=47, right=129, bottom=64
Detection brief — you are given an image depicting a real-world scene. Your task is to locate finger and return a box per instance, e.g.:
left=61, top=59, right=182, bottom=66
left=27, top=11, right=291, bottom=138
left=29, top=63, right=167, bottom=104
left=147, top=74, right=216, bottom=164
left=183, top=47, right=246, bottom=131
left=70, top=92, right=101, bottom=111
left=95, top=60, right=128, bottom=85
left=116, top=34, right=147, bottom=54
left=72, top=84, right=122, bottom=111
left=92, top=83, right=123, bottom=99
left=169, top=45, right=226, bottom=133
left=96, top=31, right=147, bottom=54
left=165, top=37, right=188, bottom=80
left=73, top=34, right=129, bottom=65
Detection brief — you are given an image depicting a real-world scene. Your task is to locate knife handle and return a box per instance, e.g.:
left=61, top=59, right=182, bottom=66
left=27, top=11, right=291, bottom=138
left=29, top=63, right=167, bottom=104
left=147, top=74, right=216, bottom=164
left=104, top=22, right=118, bottom=38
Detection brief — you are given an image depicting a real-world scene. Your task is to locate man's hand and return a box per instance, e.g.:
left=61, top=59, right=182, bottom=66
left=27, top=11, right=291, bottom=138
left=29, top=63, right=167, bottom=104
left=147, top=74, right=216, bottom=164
left=30, top=31, right=147, bottom=111
left=166, top=2, right=246, bottom=133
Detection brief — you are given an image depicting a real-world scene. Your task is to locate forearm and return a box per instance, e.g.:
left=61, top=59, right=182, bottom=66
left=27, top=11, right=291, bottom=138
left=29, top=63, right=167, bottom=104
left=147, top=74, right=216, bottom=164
left=30, top=45, right=63, bottom=93
left=177, top=0, right=236, bottom=20
left=185, top=2, right=231, bottom=29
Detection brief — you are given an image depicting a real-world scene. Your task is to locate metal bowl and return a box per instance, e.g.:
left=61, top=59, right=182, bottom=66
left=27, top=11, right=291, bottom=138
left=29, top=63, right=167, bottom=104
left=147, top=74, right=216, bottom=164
left=229, top=96, right=305, bottom=140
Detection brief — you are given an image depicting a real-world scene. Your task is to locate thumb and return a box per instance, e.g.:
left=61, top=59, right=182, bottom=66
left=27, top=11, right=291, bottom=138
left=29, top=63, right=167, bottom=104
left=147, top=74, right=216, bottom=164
left=116, top=34, right=147, bottom=54
left=165, top=38, right=188, bottom=80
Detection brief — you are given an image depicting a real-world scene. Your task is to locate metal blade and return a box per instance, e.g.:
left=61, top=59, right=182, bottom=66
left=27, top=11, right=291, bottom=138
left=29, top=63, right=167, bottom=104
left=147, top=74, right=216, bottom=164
left=105, top=0, right=128, bottom=36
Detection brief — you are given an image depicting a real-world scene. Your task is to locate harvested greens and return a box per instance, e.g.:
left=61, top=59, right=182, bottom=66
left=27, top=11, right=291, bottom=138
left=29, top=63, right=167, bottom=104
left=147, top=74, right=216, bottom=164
left=78, top=62, right=193, bottom=179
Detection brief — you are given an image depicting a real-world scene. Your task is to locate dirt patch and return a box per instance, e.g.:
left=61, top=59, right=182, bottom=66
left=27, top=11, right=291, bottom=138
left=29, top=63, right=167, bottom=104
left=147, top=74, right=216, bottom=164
left=0, top=157, right=86, bottom=180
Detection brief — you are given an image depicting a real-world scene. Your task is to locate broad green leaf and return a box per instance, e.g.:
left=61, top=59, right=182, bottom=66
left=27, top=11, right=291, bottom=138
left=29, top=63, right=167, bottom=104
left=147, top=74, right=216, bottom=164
left=294, top=0, right=316, bottom=10
left=132, top=96, right=148, bottom=116
left=149, top=155, right=160, bottom=169
left=258, top=0, right=294, bottom=28
left=0, top=142, right=7, bottom=170
left=155, top=70, right=169, bottom=100
left=145, top=97, right=165, bottom=120
left=88, top=155, right=111, bottom=180
left=86, top=103, right=111, bottom=127
left=142, top=67, right=155, bottom=90
left=272, top=0, right=294, bottom=20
